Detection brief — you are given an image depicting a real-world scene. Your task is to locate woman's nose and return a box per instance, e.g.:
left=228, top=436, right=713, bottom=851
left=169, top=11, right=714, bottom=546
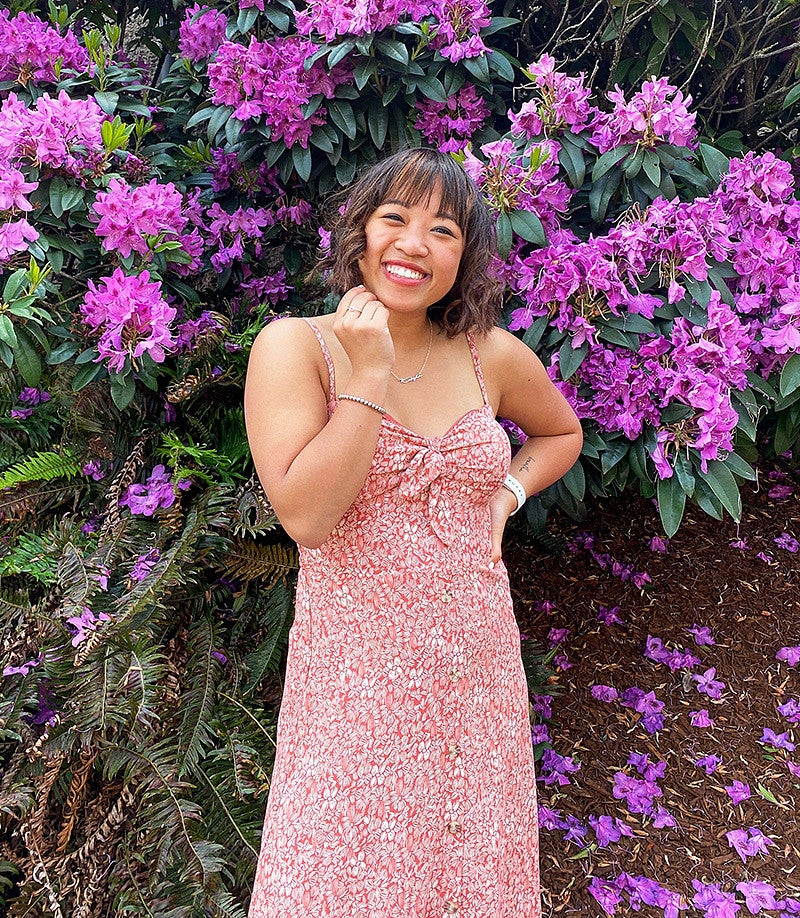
left=395, top=223, right=428, bottom=255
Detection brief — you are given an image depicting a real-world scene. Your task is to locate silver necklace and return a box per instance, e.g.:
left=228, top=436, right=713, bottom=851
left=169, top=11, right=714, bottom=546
left=391, top=318, right=434, bottom=384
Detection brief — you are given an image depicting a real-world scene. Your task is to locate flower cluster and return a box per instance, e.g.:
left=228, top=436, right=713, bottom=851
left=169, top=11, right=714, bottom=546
left=510, top=54, right=595, bottom=138
left=178, top=4, right=228, bottom=62
left=296, top=0, right=432, bottom=40
left=590, top=77, right=697, bottom=152
left=91, top=178, right=191, bottom=259
left=414, top=85, right=489, bottom=153
left=432, top=0, right=491, bottom=62
left=0, top=9, right=88, bottom=85
left=10, top=386, right=50, bottom=420
left=207, top=36, right=351, bottom=147
left=80, top=268, right=177, bottom=372
left=119, top=464, right=190, bottom=516
left=589, top=872, right=687, bottom=916
left=612, top=752, right=675, bottom=825
left=464, top=138, right=573, bottom=232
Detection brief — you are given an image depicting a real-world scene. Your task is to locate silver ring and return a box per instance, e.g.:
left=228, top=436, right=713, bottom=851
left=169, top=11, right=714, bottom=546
left=347, top=306, right=363, bottom=314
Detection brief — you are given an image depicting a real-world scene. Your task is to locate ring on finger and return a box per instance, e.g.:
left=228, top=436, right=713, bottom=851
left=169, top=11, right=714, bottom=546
left=347, top=306, right=363, bottom=314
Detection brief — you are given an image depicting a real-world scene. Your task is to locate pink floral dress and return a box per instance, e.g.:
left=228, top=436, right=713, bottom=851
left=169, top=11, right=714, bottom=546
left=248, top=320, right=540, bottom=918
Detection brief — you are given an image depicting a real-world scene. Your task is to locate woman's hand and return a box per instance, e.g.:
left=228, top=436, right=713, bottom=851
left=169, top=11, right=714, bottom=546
left=332, top=285, right=394, bottom=380
left=488, top=485, right=519, bottom=566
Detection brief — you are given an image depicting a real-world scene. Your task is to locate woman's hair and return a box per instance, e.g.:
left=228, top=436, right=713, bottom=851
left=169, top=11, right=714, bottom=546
left=318, top=148, right=505, bottom=337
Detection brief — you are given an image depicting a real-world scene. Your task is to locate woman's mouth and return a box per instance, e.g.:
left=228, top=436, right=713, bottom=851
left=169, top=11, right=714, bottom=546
left=383, top=262, right=428, bottom=282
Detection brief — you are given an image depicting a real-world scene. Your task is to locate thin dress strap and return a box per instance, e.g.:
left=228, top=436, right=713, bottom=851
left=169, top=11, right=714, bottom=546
left=302, top=318, right=336, bottom=402
left=465, top=331, right=490, bottom=406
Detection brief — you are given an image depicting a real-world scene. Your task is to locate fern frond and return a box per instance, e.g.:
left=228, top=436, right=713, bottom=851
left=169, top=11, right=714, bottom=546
left=0, top=532, right=58, bottom=583
left=177, top=616, right=221, bottom=779
left=0, top=450, right=81, bottom=490
left=243, top=580, right=293, bottom=694
left=222, top=540, right=297, bottom=585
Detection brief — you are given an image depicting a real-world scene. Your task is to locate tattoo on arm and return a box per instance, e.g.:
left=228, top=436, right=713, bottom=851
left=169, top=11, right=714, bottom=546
left=519, top=456, right=534, bottom=474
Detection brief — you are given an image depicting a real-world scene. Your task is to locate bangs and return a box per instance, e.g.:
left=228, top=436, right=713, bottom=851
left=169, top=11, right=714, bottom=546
left=369, top=150, right=474, bottom=230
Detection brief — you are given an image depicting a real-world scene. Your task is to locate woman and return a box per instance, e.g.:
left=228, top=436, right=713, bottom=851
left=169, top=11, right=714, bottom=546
left=244, top=148, right=583, bottom=917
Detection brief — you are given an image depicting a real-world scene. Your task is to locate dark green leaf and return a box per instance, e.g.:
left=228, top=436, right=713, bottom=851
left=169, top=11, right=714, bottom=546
left=558, top=339, right=587, bottom=379
left=780, top=353, right=800, bottom=396
left=354, top=58, right=377, bottom=91
left=264, top=7, right=290, bottom=30
left=49, top=176, right=68, bottom=219
left=72, top=360, right=104, bottom=391
left=561, top=461, right=585, bottom=501
left=291, top=145, right=312, bottom=182
left=674, top=450, right=695, bottom=497
left=699, top=142, right=729, bottom=182
left=558, top=139, right=585, bottom=188
left=328, top=100, right=357, bottom=139
left=0, top=314, right=16, bottom=347
left=589, top=169, right=622, bottom=222
left=521, top=315, right=549, bottom=351
left=657, top=474, right=686, bottom=537
left=12, top=326, right=40, bottom=387
left=328, top=38, right=356, bottom=68
left=703, top=460, right=741, bottom=520
left=722, top=451, right=757, bottom=481
left=487, top=49, right=516, bottom=83
left=463, top=54, right=490, bottom=84
left=642, top=149, right=661, bottom=186
left=414, top=75, right=447, bottom=103
left=783, top=84, right=800, bottom=109
left=47, top=341, right=80, bottom=364
left=207, top=105, right=233, bottom=142
left=368, top=102, right=389, bottom=149
left=236, top=6, right=259, bottom=33
left=495, top=213, right=512, bottom=258
left=592, top=144, right=633, bottom=181
left=509, top=209, right=545, bottom=246
left=109, top=369, right=136, bottom=410
left=94, top=91, right=119, bottom=115
left=376, top=38, right=409, bottom=66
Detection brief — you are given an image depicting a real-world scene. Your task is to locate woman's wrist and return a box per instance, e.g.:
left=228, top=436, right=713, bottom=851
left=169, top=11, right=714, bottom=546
left=501, top=473, right=527, bottom=515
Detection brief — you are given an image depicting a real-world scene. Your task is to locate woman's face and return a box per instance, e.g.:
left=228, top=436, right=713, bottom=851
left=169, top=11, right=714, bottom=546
left=357, top=186, right=465, bottom=315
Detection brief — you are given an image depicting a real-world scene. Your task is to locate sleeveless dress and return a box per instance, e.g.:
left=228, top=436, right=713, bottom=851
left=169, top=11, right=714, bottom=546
left=248, top=320, right=541, bottom=918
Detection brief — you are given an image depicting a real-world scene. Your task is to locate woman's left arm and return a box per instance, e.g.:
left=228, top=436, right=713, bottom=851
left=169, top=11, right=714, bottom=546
left=486, top=329, right=584, bottom=564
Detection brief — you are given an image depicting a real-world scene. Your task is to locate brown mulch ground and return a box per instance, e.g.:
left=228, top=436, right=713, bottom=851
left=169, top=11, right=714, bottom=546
left=506, top=464, right=800, bottom=916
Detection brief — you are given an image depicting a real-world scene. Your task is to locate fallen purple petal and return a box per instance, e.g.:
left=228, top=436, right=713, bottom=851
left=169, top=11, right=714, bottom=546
left=759, top=727, right=796, bottom=751
left=736, top=880, right=778, bottom=914
left=776, top=646, right=800, bottom=667
left=591, top=684, right=619, bottom=702
left=690, top=709, right=715, bottom=727
left=696, top=754, right=722, bottom=774
left=725, top=780, right=751, bottom=804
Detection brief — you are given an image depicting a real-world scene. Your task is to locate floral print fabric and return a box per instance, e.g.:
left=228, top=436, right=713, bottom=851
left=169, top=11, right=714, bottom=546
left=248, top=321, right=541, bottom=918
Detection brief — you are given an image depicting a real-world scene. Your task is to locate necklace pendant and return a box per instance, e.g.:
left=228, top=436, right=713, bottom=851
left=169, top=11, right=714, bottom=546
left=394, top=372, right=422, bottom=384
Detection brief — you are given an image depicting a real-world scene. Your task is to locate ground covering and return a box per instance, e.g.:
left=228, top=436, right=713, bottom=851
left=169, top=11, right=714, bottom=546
left=507, top=461, right=800, bottom=917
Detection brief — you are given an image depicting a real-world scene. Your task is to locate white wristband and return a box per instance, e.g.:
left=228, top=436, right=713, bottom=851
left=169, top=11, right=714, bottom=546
left=502, top=473, right=526, bottom=515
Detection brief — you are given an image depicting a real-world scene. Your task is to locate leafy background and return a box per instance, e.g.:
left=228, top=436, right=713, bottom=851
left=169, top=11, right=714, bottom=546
left=1, top=0, right=799, bottom=914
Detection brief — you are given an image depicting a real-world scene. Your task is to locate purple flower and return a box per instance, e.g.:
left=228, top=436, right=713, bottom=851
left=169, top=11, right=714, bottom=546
left=777, top=698, right=800, bottom=723
left=591, top=684, right=619, bottom=702
left=531, top=723, right=551, bottom=745
left=537, top=805, right=566, bottom=830
left=736, top=881, right=778, bottom=914
left=692, top=880, right=741, bottom=918
left=649, top=535, right=669, bottom=552
left=726, top=827, right=774, bottom=862
left=776, top=646, right=800, bottom=666
left=759, top=728, right=796, bottom=752
left=130, top=548, right=161, bottom=582
left=690, top=709, right=715, bottom=727
left=768, top=484, right=794, bottom=500
left=82, top=459, right=105, bottom=481
left=688, top=623, right=715, bottom=645
left=725, top=781, right=751, bottom=804
left=547, top=626, right=570, bottom=645
left=652, top=806, right=676, bottom=828
left=3, top=655, right=40, bottom=677
left=119, top=465, right=183, bottom=517
left=588, top=877, right=624, bottom=915
left=597, top=605, right=624, bottom=625
left=694, top=667, right=725, bottom=699
left=178, top=4, right=227, bottom=61
left=589, top=814, right=633, bottom=847
left=414, top=85, right=490, bottom=153
left=620, top=686, right=646, bottom=708
left=81, top=269, right=177, bottom=372
left=539, top=748, right=581, bottom=786
left=532, top=694, right=552, bottom=719
left=774, top=532, right=799, bottom=552
left=66, top=605, right=111, bottom=647
left=788, top=760, right=800, bottom=778
left=730, top=538, right=750, bottom=550
left=696, top=754, right=722, bottom=774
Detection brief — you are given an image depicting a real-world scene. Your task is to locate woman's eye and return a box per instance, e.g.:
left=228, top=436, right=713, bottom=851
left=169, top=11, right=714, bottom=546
left=382, top=213, right=403, bottom=222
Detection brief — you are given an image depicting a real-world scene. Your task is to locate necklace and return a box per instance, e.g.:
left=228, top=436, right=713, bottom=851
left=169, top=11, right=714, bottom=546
left=390, top=318, right=434, bottom=384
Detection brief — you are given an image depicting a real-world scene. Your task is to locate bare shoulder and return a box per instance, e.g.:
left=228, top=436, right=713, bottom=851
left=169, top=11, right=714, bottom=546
left=473, top=326, right=543, bottom=374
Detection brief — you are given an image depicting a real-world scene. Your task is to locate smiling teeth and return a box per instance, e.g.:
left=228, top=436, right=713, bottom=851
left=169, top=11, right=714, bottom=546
left=386, top=264, right=425, bottom=280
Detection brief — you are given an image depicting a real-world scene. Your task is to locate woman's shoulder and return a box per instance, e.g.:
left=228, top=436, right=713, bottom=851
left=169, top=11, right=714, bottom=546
left=470, top=325, right=529, bottom=362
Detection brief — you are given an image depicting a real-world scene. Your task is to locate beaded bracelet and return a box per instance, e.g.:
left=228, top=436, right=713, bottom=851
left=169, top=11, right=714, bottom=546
left=338, top=393, right=387, bottom=416
left=502, top=473, right=527, bottom=515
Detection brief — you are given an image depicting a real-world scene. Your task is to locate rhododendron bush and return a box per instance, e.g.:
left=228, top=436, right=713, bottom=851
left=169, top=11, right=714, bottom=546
left=1, top=1, right=799, bottom=914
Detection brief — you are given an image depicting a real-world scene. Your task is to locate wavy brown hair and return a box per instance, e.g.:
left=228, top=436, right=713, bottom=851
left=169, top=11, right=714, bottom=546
left=318, top=148, right=505, bottom=337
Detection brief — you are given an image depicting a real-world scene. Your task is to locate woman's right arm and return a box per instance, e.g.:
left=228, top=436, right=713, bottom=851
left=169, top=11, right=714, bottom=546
left=244, top=289, right=393, bottom=548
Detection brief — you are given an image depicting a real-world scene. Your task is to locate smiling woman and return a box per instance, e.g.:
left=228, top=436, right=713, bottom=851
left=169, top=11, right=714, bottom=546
left=243, top=148, right=583, bottom=918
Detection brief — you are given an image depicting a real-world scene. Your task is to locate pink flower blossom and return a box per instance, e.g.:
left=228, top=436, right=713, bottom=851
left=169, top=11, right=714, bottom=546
left=726, top=827, right=774, bottom=862
left=690, top=709, right=714, bottom=727
left=695, top=754, right=722, bottom=774
left=0, top=10, right=88, bottom=84
left=694, top=667, right=725, bottom=699
left=777, top=646, right=800, bottom=666
left=80, top=269, right=176, bottom=372
left=725, top=781, right=751, bottom=804
left=591, top=684, right=619, bottom=702
left=414, top=85, right=489, bottom=153
left=759, top=728, right=796, bottom=752
left=688, top=623, right=715, bottom=645
left=178, top=4, right=227, bottom=61
left=736, top=881, right=778, bottom=914
left=119, top=464, right=186, bottom=517
left=774, top=532, right=799, bottom=552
